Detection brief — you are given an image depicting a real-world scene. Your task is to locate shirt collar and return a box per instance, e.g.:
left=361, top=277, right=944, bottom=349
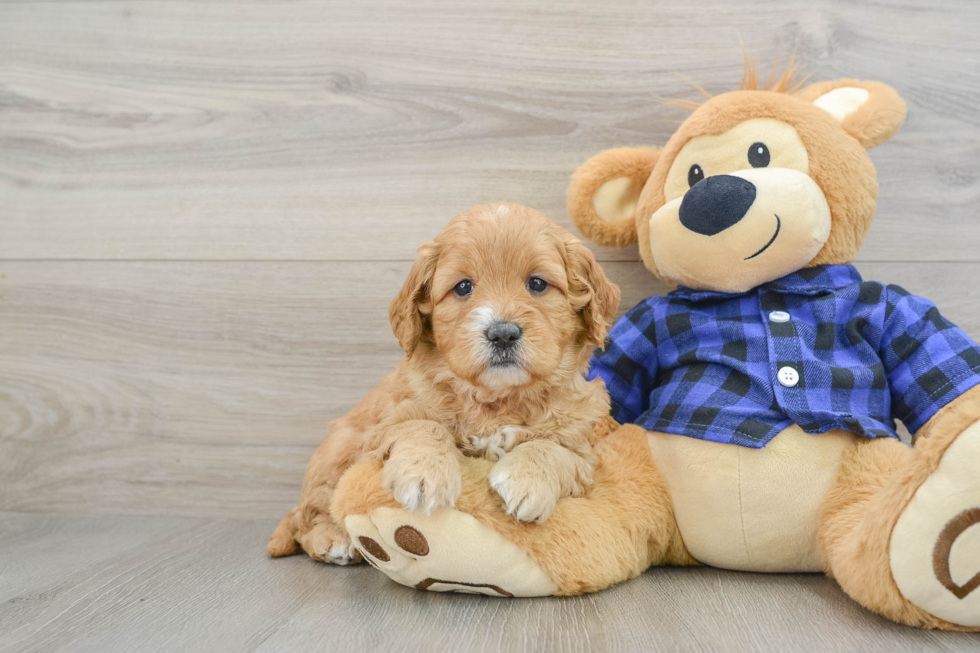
left=668, top=264, right=863, bottom=302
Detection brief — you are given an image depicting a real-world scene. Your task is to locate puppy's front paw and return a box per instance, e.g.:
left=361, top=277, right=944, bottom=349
left=462, top=426, right=528, bottom=461
left=299, top=521, right=362, bottom=565
left=488, top=455, right=560, bottom=524
left=383, top=450, right=462, bottom=514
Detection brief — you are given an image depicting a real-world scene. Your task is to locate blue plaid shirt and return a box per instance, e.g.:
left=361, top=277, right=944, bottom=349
left=588, top=265, right=980, bottom=448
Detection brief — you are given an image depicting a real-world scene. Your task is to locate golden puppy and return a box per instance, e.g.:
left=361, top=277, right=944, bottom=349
left=268, top=203, right=620, bottom=564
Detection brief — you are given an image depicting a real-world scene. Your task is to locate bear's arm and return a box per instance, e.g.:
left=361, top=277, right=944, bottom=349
left=878, top=284, right=980, bottom=437
left=587, top=299, right=660, bottom=425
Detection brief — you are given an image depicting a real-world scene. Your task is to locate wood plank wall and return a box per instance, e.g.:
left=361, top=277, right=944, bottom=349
left=2, top=0, right=979, bottom=519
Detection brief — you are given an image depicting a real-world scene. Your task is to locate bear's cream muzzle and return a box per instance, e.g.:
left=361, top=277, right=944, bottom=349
left=648, top=167, right=831, bottom=293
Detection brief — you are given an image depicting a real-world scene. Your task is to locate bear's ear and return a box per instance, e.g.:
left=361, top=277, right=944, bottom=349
left=797, top=79, right=906, bottom=149
left=567, top=147, right=660, bottom=248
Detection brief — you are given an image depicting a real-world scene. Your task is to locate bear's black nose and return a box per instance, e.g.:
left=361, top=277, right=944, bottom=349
left=486, top=321, right=522, bottom=349
left=678, top=174, right=757, bottom=236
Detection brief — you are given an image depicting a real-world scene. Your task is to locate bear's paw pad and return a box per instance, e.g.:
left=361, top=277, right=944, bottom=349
left=345, top=506, right=556, bottom=598
left=891, top=419, right=980, bottom=627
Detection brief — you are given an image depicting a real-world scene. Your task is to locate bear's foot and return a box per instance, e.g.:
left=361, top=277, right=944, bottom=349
left=891, top=419, right=980, bottom=627
left=345, top=506, right=557, bottom=597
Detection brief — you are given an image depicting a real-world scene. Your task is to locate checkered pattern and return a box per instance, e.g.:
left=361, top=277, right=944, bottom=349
left=588, top=265, right=980, bottom=448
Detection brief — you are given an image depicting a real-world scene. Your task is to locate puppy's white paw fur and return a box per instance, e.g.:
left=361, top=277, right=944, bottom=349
left=301, top=524, right=362, bottom=565
left=489, top=455, right=560, bottom=524
left=384, top=449, right=462, bottom=514
left=318, top=542, right=360, bottom=566
left=463, top=425, right=527, bottom=461
left=300, top=521, right=362, bottom=565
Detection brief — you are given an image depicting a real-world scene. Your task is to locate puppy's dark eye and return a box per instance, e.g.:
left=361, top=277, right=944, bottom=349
left=688, top=164, right=705, bottom=187
left=527, top=277, right=548, bottom=293
left=453, top=280, right=473, bottom=297
left=748, top=142, right=770, bottom=168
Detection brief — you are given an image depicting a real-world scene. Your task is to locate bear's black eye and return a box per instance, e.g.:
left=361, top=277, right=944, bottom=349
left=688, top=164, right=705, bottom=187
left=527, top=277, right=548, bottom=293
left=748, top=142, right=770, bottom=168
left=453, top=280, right=473, bottom=297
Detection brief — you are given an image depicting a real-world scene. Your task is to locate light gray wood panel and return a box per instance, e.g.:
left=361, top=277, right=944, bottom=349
left=1, top=0, right=979, bottom=263
left=1, top=260, right=977, bottom=518
left=0, top=260, right=409, bottom=518
left=0, top=512, right=976, bottom=653
left=3, top=1, right=980, bottom=647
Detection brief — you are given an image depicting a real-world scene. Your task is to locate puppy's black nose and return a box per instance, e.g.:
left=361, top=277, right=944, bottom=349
left=679, top=174, right=756, bottom=236
left=486, top=321, right=522, bottom=349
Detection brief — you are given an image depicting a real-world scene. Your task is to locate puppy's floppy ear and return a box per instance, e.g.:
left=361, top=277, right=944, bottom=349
left=567, top=147, right=660, bottom=249
left=797, top=79, right=906, bottom=149
left=389, top=242, right=440, bottom=356
left=564, top=236, right=621, bottom=348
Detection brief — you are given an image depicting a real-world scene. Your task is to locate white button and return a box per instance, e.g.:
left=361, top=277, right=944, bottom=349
left=769, top=310, right=791, bottom=323
left=777, top=366, right=799, bottom=387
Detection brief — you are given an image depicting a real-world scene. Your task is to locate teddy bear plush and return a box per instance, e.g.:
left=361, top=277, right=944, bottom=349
left=331, top=67, right=980, bottom=631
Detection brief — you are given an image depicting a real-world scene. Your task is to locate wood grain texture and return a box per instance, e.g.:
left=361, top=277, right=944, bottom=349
left=0, top=512, right=976, bottom=653
left=0, top=260, right=972, bottom=518
left=1, top=0, right=979, bottom=263
left=3, top=1, right=980, bottom=647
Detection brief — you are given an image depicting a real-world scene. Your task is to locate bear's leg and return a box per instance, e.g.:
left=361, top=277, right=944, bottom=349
left=819, top=399, right=980, bottom=630
left=333, top=423, right=695, bottom=596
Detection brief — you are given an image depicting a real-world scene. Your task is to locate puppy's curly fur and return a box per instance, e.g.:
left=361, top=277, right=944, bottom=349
left=269, top=203, right=620, bottom=563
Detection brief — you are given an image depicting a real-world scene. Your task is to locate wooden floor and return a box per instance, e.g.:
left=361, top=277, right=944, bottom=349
left=1, top=0, right=979, bottom=650
left=1, top=511, right=976, bottom=653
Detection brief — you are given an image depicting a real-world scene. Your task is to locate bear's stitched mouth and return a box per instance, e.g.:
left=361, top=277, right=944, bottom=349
left=744, top=214, right=781, bottom=260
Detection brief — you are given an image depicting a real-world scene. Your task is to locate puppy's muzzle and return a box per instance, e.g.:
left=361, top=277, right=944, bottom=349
left=485, top=321, right=522, bottom=351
